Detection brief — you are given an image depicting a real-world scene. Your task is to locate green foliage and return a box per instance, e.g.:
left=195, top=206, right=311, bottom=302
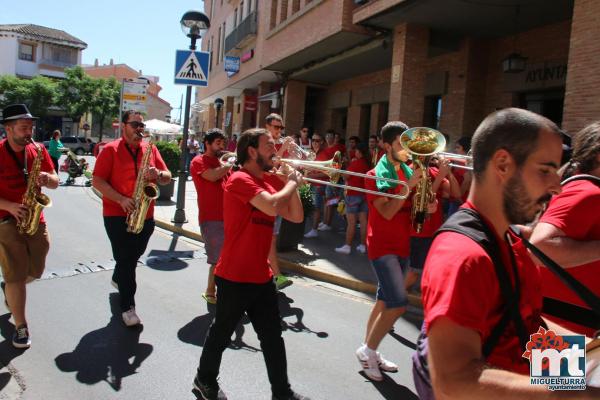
left=57, top=66, right=95, bottom=124
left=154, top=140, right=181, bottom=175
left=0, top=75, right=58, bottom=118
left=90, top=77, right=121, bottom=142
left=299, top=184, right=314, bottom=215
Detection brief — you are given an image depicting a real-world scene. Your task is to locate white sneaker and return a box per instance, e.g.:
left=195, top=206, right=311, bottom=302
left=335, top=244, right=351, bottom=254
left=376, top=352, right=398, bottom=372
left=317, top=222, right=327, bottom=229
left=317, top=224, right=332, bottom=231
left=356, top=244, right=366, bottom=254
left=122, top=307, right=141, bottom=327
left=355, top=345, right=383, bottom=381
left=304, top=229, right=318, bottom=238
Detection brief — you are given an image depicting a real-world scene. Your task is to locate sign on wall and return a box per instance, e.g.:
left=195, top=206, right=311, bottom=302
left=224, top=56, right=240, bottom=77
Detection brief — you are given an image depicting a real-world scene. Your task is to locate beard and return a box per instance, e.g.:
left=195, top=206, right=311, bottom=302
left=256, top=153, right=273, bottom=172
left=503, top=172, right=552, bottom=224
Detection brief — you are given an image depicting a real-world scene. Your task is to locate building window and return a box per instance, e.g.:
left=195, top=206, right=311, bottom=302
left=280, top=0, right=289, bottom=23
left=220, top=22, right=226, bottom=62
left=270, top=0, right=278, bottom=29
left=423, top=96, right=442, bottom=130
left=18, top=43, right=35, bottom=61
left=209, top=37, right=213, bottom=71
left=234, top=8, right=238, bottom=27
left=292, top=0, right=300, bottom=14
left=240, top=1, right=245, bottom=21
left=216, top=27, right=221, bottom=64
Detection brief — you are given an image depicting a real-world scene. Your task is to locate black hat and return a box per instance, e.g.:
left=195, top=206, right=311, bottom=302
left=0, top=104, right=38, bottom=123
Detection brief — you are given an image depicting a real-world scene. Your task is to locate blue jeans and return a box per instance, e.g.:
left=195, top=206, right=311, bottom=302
left=370, top=255, right=410, bottom=308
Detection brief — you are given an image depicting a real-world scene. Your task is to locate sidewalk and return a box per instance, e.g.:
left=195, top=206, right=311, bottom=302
left=151, top=178, right=421, bottom=305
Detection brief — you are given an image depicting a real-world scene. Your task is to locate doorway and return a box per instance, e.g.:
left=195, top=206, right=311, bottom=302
left=519, top=89, right=564, bottom=127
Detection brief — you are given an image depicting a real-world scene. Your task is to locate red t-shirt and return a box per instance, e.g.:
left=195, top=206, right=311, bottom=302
left=324, top=144, right=346, bottom=159
left=93, top=138, right=167, bottom=218
left=263, top=173, right=286, bottom=192
left=365, top=168, right=412, bottom=259
left=422, top=202, right=544, bottom=375
left=215, top=169, right=278, bottom=283
left=345, top=158, right=369, bottom=197
left=347, top=149, right=357, bottom=161
left=0, top=140, right=54, bottom=222
left=410, top=167, right=447, bottom=238
left=190, top=154, right=227, bottom=223
left=306, top=150, right=329, bottom=187
left=538, top=179, right=600, bottom=336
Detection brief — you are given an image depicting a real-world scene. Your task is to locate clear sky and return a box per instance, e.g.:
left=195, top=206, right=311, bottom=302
left=0, top=0, right=207, bottom=120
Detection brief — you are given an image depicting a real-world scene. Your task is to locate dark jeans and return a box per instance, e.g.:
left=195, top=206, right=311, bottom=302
left=51, top=156, right=59, bottom=174
left=103, top=216, right=154, bottom=311
left=197, top=276, right=291, bottom=397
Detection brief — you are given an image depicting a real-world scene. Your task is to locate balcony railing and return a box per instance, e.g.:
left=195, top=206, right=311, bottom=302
left=224, top=10, right=258, bottom=54
left=39, top=58, right=77, bottom=68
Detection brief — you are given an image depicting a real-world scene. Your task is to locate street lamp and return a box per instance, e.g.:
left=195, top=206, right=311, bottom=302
left=173, top=10, right=210, bottom=224
left=214, top=98, right=224, bottom=128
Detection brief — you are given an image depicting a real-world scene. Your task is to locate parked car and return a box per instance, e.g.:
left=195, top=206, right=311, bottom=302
left=43, top=136, right=90, bottom=155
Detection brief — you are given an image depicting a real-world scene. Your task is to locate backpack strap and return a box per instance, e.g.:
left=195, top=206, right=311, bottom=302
left=510, top=225, right=600, bottom=330
left=435, top=208, right=529, bottom=358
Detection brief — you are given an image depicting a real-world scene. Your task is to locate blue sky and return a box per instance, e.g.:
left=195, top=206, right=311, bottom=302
left=0, top=0, right=207, bottom=119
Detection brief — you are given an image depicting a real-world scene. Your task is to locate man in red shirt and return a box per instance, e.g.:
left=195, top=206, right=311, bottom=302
left=404, top=157, right=460, bottom=291
left=193, top=128, right=309, bottom=400
left=93, top=110, right=171, bottom=327
left=531, top=122, right=600, bottom=337
left=0, top=104, right=58, bottom=349
left=190, top=128, right=231, bottom=305
left=414, top=108, right=600, bottom=398
left=356, top=121, right=423, bottom=381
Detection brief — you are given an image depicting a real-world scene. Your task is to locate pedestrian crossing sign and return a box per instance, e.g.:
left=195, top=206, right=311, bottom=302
left=174, top=50, right=210, bottom=86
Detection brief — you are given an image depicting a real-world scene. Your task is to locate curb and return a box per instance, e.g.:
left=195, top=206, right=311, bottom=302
left=91, top=187, right=422, bottom=306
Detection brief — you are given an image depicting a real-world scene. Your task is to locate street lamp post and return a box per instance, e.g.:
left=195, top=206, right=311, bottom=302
left=214, top=98, right=224, bottom=128
left=173, top=10, right=210, bottom=224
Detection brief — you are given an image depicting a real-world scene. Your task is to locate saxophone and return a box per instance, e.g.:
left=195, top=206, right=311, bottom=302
left=17, top=140, right=53, bottom=236
left=411, top=157, right=435, bottom=233
left=126, top=136, right=159, bottom=234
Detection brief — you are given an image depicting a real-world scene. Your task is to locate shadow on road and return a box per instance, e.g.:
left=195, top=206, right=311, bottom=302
left=177, top=303, right=260, bottom=352
left=0, top=312, right=27, bottom=391
left=278, top=292, right=329, bottom=338
left=0, top=371, right=11, bottom=393
left=358, top=371, right=419, bottom=400
left=54, top=293, right=153, bottom=391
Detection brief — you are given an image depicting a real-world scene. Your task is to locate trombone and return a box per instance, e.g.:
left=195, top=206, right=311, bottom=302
left=220, top=151, right=411, bottom=200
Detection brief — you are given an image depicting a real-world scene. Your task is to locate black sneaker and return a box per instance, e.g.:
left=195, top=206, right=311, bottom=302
left=272, top=391, right=311, bottom=400
left=12, top=324, right=31, bottom=349
left=193, top=376, right=227, bottom=400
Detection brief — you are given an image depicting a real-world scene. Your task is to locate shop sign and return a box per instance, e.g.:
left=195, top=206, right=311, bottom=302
left=225, top=56, right=240, bottom=77
left=503, top=60, right=567, bottom=92
left=241, top=49, right=254, bottom=63
left=244, top=95, right=257, bottom=112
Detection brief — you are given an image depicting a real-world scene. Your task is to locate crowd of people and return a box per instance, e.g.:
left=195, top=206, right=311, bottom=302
left=0, top=102, right=599, bottom=399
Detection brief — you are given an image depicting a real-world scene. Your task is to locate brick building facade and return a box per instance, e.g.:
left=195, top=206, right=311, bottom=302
left=196, top=0, right=599, bottom=144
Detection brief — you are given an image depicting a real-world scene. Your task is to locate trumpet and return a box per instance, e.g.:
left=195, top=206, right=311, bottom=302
left=276, top=136, right=316, bottom=161
left=437, top=151, right=473, bottom=170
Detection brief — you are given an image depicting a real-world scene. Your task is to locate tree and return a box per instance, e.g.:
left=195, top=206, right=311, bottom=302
left=57, top=66, right=95, bottom=135
left=91, top=77, right=120, bottom=142
left=0, top=75, right=57, bottom=118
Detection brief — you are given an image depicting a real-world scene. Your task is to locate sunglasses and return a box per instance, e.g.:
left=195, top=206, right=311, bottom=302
left=127, top=121, right=146, bottom=129
left=270, top=124, right=284, bottom=130
left=312, top=139, right=322, bottom=143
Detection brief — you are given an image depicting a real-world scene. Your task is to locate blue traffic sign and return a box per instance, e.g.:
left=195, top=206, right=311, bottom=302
left=174, top=50, right=210, bottom=86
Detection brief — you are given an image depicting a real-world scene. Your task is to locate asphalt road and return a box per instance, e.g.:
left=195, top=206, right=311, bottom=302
left=0, top=163, right=422, bottom=400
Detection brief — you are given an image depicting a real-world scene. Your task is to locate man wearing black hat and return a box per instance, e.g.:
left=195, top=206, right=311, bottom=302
left=0, top=104, right=58, bottom=349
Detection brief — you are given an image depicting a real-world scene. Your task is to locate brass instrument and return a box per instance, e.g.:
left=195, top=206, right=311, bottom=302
left=438, top=151, right=473, bottom=170
left=17, top=140, right=52, bottom=236
left=221, top=151, right=410, bottom=199
left=400, top=127, right=446, bottom=233
left=276, top=137, right=316, bottom=161
left=126, top=135, right=159, bottom=234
